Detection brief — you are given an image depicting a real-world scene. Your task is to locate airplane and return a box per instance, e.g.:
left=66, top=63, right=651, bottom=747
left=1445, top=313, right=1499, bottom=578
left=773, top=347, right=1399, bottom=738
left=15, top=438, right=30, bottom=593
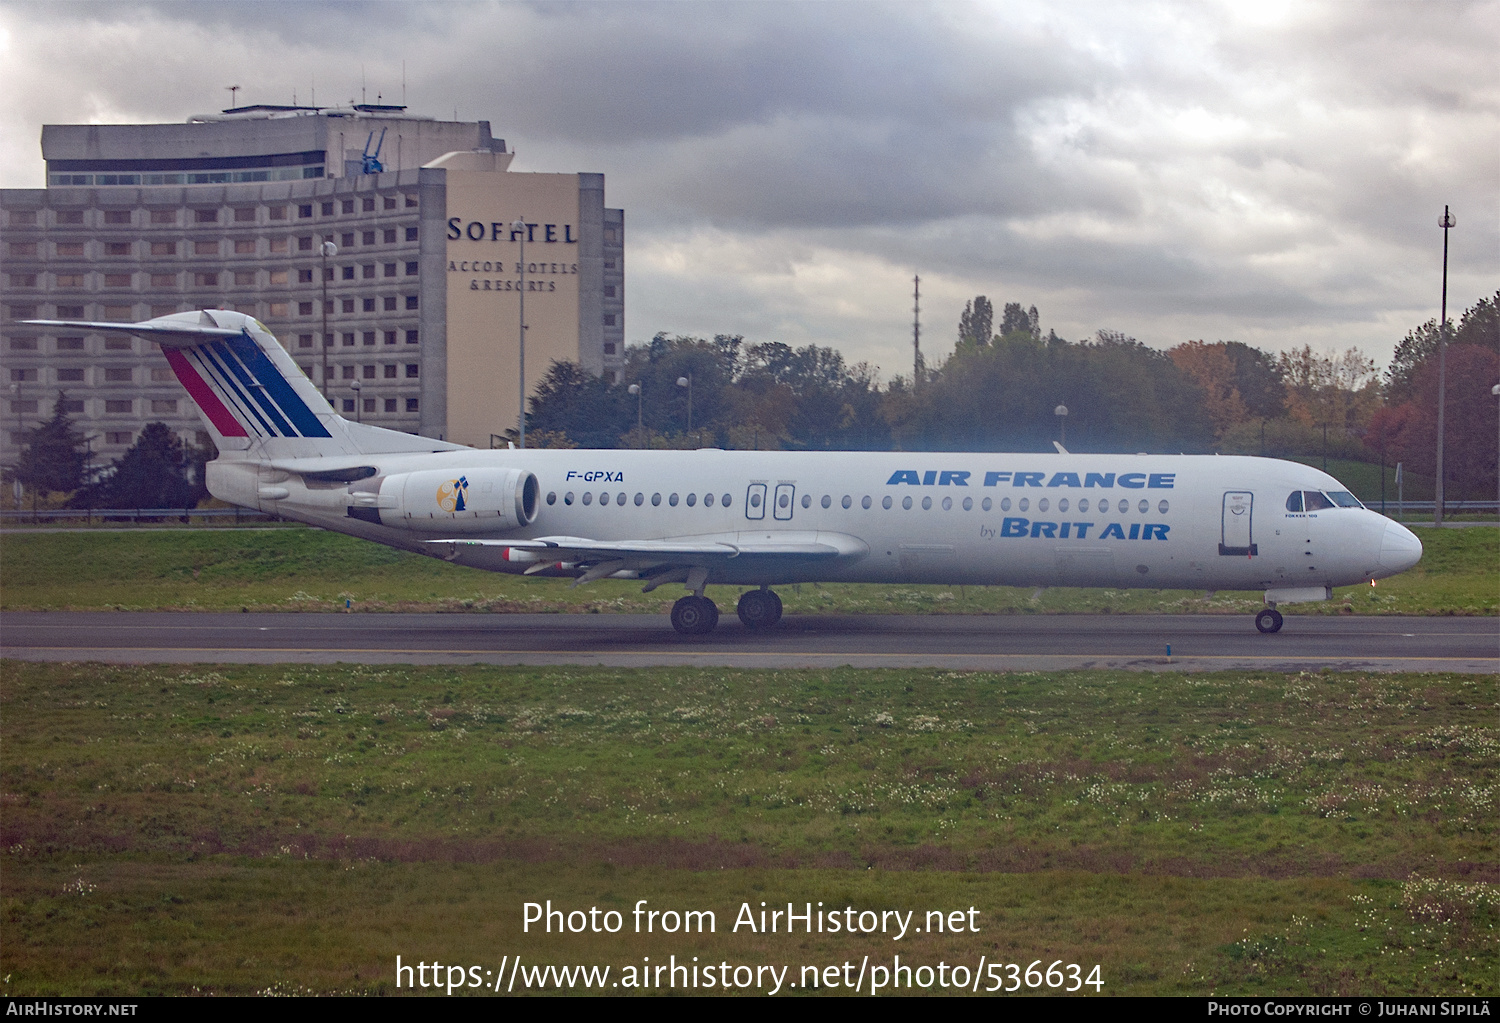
left=25, top=310, right=1424, bottom=636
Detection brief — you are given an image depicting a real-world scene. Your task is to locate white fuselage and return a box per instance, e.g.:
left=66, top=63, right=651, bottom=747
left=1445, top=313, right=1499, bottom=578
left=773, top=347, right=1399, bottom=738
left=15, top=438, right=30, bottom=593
left=217, top=448, right=1422, bottom=593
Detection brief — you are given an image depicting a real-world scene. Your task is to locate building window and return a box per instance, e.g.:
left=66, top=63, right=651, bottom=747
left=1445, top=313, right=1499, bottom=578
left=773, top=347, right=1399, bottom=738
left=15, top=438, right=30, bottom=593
left=361, top=298, right=374, bottom=312
left=56, top=304, right=84, bottom=318
left=604, top=285, right=616, bottom=297
left=299, top=302, right=313, bottom=315
left=362, top=365, right=376, bottom=379
left=603, top=343, right=616, bottom=355
left=384, top=263, right=397, bottom=277
left=383, top=330, right=396, bottom=345
left=233, top=208, right=256, bottom=223
left=342, top=398, right=355, bottom=412
left=104, top=273, right=131, bottom=287
left=151, top=273, right=175, bottom=287
left=341, top=366, right=355, bottom=380
left=299, top=269, right=314, bottom=283
left=151, top=399, right=178, bottom=413
left=104, top=210, right=132, bottom=225
left=105, top=368, right=133, bottom=382
left=194, top=272, right=218, bottom=287
left=298, top=236, right=313, bottom=251
left=298, top=334, right=313, bottom=348
left=604, top=228, right=617, bottom=242
left=406, top=329, right=419, bottom=344
left=300, top=204, right=314, bottom=219
left=383, top=296, right=397, bottom=311
left=269, top=206, right=287, bottom=221
left=8, top=338, right=38, bottom=351
left=57, top=242, right=85, bottom=257
left=323, top=333, right=334, bottom=348
left=321, top=202, right=334, bottom=216
left=194, top=209, right=217, bottom=224
left=269, top=269, right=288, bottom=285
left=404, top=364, right=419, bottom=378
left=405, top=296, right=418, bottom=310
left=342, top=266, right=355, bottom=281
left=342, top=200, right=355, bottom=215
left=10, top=368, right=37, bottom=382
left=11, top=400, right=39, bottom=414
left=405, top=261, right=419, bottom=275
left=324, top=268, right=335, bottom=283
left=383, top=398, right=397, bottom=413
left=341, top=299, right=355, bottom=313
left=384, top=197, right=397, bottom=211
left=603, top=314, right=616, bottom=326
left=8, top=242, right=37, bottom=257
left=382, top=228, right=396, bottom=244
left=150, top=210, right=176, bottom=224
left=364, top=331, right=376, bottom=346
left=362, top=264, right=375, bottom=279
left=150, top=304, right=177, bottom=317
left=405, top=227, right=418, bottom=241
left=150, top=241, right=175, bottom=257
left=362, top=231, right=375, bottom=245
left=234, top=271, right=255, bottom=286
left=56, top=368, right=84, bottom=382
left=406, top=397, right=419, bottom=412
left=55, top=336, right=83, bottom=351
left=362, top=198, right=375, bottom=212
left=383, top=364, right=397, bottom=378
left=56, top=210, right=84, bottom=225
left=268, top=302, right=288, bottom=317
left=9, top=274, right=37, bottom=288
left=106, top=431, right=132, bottom=445
left=405, top=195, right=419, bottom=208
left=104, top=337, right=131, bottom=350
left=56, top=274, right=83, bottom=287
left=363, top=398, right=375, bottom=414
left=234, top=239, right=256, bottom=254
left=194, top=241, right=218, bottom=256
left=105, top=399, right=133, bottom=414
left=342, top=332, right=355, bottom=346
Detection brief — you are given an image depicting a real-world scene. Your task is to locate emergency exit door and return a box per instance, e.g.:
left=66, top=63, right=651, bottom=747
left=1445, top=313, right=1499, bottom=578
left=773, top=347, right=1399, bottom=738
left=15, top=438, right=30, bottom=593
left=1219, top=490, right=1257, bottom=556
left=773, top=483, right=795, bottom=521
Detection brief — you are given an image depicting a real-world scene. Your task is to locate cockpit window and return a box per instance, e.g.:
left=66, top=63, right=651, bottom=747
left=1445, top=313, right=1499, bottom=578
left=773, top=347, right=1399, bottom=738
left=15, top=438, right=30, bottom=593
left=1326, top=490, right=1362, bottom=508
left=1303, top=491, right=1334, bottom=511
left=1285, top=491, right=1303, bottom=512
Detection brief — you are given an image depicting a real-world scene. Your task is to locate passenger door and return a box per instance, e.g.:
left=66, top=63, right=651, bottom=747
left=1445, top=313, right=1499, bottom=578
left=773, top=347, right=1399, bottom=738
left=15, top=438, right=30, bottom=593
left=1219, top=491, right=1256, bottom=556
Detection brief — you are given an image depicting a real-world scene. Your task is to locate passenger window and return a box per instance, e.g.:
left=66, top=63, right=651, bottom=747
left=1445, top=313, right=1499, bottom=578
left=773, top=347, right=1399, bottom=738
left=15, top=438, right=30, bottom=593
left=547, top=492, right=556, bottom=505
left=941, top=496, right=951, bottom=510
left=822, top=495, right=832, bottom=509
left=842, top=495, right=852, bottom=509
left=882, top=496, right=893, bottom=510
left=721, top=494, right=731, bottom=507
left=750, top=492, right=761, bottom=508
left=1079, top=498, right=1089, bottom=513
left=704, top=493, right=715, bottom=507
left=1285, top=491, right=1303, bottom=512
left=1158, top=500, right=1169, bottom=514
left=616, top=492, right=626, bottom=506
left=686, top=493, right=697, bottom=507
left=634, top=492, right=644, bottom=506
left=962, top=496, right=972, bottom=511
left=982, top=497, right=993, bottom=511
left=582, top=492, right=593, bottom=506
left=861, top=496, right=871, bottom=509
left=1018, top=498, right=1029, bottom=512
left=1058, top=498, right=1068, bottom=512
left=921, top=496, right=932, bottom=510
left=669, top=493, right=679, bottom=506
left=1304, top=491, right=1333, bottom=511
left=1117, top=499, right=1129, bottom=513
left=1000, top=498, right=1010, bottom=511
left=564, top=492, right=574, bottom=505
left=801, top=494, right=811, bottom=509
left=1138, top=499, right=1148, bottom=514
left=1038, top=498, right=1049, bottom=512
left=902, top=496, right=913, bottom=510
left=652, top=493, right=662, bottom=506
left=599, top=492, right=610, bottom=506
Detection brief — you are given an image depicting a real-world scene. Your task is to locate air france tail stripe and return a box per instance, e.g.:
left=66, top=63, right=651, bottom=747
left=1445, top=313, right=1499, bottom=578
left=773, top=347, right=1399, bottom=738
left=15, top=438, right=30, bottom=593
left=227, top=332, right=332, bottom=438
left=197, top=343, right=280, bottom=437
left=209, top=339, right=296, bottom=437
left=162, top=348, right=249, bottom=438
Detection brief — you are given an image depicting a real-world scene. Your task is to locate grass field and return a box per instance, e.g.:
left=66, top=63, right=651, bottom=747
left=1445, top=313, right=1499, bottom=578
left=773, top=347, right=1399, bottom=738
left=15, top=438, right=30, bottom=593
left=2, top=661, right=1494, bottom=996
left=1, top=525, right=1495, bottom=617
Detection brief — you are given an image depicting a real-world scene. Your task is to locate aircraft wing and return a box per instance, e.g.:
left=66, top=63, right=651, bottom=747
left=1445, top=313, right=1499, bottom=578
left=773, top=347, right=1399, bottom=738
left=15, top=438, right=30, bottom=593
left=424, top=531, right=868, bottom=584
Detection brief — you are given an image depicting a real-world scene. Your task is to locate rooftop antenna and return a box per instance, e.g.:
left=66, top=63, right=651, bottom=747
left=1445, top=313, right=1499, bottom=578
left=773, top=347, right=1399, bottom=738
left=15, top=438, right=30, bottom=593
left=311, top=74, right=315, bottom=108
left=361, top=64, right=366, bottom=106
left=402, top=61, right=406, bottom=106
left=225, top=84, right=240, bottom=108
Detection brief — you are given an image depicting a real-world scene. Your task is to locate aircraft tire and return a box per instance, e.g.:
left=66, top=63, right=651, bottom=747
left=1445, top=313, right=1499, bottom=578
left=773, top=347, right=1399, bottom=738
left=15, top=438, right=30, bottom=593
left=671, top=595, right=719, bottom=635
left=737, top=589, right=783, bottom=629
left=1255, top=608, right=1284, bottom=634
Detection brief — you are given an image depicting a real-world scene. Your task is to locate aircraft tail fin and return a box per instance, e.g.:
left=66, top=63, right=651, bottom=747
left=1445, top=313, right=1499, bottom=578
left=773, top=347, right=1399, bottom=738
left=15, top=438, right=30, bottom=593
left=25, top=310, right=464, bottom=461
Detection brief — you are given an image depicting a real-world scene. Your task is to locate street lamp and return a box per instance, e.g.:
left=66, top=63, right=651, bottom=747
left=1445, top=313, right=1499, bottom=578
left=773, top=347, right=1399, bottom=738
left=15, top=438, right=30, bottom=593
left=627, top=383, right=643, bottom=447
left=1435, top=205, right=1456, bottom=526
left=677, top=374, right=692, bottom=435
left=1054, top=404, right=1068, bottom=448
left=513, top=217, right=528, bottom=449
left=351, top=380, right=362, bottom=424
left=319, top=239, right=337, bottom=400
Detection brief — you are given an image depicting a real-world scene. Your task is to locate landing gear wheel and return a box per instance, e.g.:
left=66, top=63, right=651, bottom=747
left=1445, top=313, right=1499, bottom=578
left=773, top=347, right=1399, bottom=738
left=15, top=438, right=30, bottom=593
left=671, top=595, right=720, bottom=635
left=1255, top=608, right=1284, bottom=634
left=737, top=589, right=784, bottom=629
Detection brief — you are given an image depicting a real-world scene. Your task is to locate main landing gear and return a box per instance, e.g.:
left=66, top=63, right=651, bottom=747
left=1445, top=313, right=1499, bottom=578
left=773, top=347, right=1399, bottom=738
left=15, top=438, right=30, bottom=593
left=1255, top=607, right=1284, bottom=634
left=669, top=588, right=784, bottom=636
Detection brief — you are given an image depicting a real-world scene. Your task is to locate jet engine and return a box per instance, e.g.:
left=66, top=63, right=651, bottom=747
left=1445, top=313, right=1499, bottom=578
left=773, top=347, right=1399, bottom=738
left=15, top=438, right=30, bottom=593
left=348, top=467, right=539, bottom=532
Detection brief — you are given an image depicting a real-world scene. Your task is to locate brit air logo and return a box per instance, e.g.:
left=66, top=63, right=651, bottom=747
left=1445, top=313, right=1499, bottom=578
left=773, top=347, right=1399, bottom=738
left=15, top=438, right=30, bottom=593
left=437, top=476, right=469, bottom=513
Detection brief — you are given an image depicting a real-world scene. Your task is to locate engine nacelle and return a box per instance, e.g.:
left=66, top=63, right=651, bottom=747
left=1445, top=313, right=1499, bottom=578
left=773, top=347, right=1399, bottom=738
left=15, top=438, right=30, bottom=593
left=348, top=467, right=539, bottom=532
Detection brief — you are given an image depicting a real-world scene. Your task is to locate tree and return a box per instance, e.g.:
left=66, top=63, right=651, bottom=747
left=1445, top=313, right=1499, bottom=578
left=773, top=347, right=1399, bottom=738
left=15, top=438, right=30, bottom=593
left=76, top=422, right=204, bottom=509
left=1279, top=345, right=1380, bottom=435
left=958, top=296, right=993, bottom=347
left=998, top=302, right=1040, bottom=340
left=4, top=391, right=89, bottom=497
left=1168, top=341, right=1249, bottom=438
left=1222, top=341, right=1285, bottom=421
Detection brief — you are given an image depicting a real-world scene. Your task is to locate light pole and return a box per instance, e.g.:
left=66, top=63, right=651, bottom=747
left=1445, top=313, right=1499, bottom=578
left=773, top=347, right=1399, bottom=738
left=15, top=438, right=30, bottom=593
left=628, top=383, right=643, bottom=447
left=1493, top=383, right=1499, bottom=513
left=1435, top=205, right=1455, bottom=526
left=319, top=239, right=336, bottom=399
left=513, top=217, right=528, bottom=449
left=351, top=380, right=362, bottom=424
left=1054, top=404, right=1068, bottom=448
left=677, top=374, right=693, bottom=438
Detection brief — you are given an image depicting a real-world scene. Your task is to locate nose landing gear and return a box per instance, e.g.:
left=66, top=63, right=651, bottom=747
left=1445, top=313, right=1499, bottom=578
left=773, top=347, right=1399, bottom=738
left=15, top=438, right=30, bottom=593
left=1255, top=607, right=1284, bottom=634
left=736, top=588, right=784, bottom=629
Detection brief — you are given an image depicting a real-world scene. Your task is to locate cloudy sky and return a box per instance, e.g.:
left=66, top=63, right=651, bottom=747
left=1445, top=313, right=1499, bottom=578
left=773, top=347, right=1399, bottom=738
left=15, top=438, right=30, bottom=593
left=2, top=0, right=1496, bottom=378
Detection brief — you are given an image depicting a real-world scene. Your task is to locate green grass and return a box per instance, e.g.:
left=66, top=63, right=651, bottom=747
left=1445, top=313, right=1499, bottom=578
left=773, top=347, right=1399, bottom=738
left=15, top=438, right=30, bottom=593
left=2, top=661, right=1494, bottom=995
left=1, top=526, right=1495, bottom=616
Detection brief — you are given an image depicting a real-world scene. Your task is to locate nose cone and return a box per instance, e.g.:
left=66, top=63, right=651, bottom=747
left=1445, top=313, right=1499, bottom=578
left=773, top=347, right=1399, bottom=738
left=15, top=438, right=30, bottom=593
left=1379, top=521, right=1423, bottom=574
